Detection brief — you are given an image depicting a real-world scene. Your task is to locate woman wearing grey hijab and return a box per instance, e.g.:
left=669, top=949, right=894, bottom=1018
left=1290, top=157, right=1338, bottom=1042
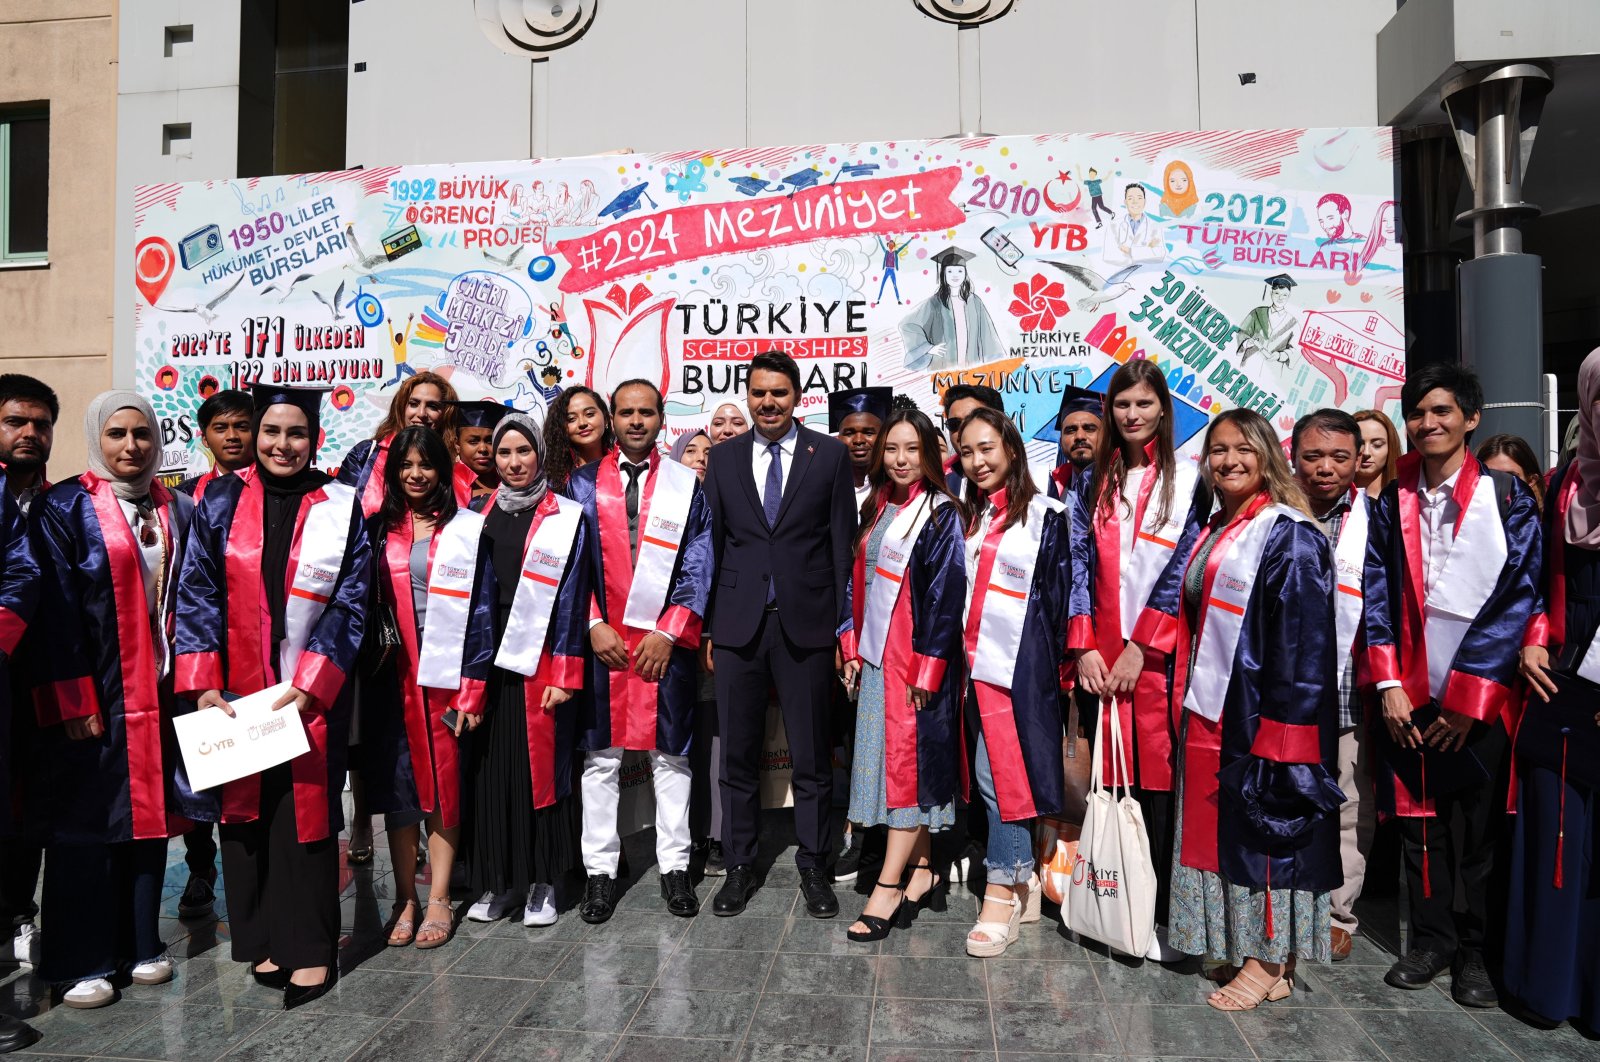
left=460, top=411, right=593, bottom=927
left=29, top=390, right=196, bottom=1008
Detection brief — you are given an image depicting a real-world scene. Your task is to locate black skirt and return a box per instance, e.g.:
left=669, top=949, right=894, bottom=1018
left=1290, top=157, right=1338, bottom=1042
left=460, top=665, right=578, bottom=895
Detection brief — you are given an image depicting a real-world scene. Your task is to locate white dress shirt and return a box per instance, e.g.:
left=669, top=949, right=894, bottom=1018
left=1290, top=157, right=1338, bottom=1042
left=1376, top=464, right=1460, bottom=692
left=751, top=421, right=799, bottom=506
left=116, top=497, right=163, bottom=616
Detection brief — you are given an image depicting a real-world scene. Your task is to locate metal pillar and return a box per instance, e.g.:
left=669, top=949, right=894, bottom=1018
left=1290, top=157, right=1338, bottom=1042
left=1442, top=63, right=1553, bottom=454
left=1399, top=127, right=1464, bottom=370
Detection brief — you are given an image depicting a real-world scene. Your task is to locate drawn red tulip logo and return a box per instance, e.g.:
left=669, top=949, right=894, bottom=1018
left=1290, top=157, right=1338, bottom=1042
left=1008, top=273, right=1070, bottom=332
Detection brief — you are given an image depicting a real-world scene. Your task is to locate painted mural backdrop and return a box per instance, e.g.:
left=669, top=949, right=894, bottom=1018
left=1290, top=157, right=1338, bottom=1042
left=132, top=129, right=1402, bottom=476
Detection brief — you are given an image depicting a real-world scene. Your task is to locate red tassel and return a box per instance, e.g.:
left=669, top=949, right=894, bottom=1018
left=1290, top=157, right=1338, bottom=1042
left=1264, top=852, right=1275, bottom=940
left=1555, top=736, right=1568, bottom=890
left=1420, top=757, right=1432, bottom=900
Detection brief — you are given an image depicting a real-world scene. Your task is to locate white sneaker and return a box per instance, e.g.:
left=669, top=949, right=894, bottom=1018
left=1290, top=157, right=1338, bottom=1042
left=466, top=889, right=519, bottom=922
left=62, top=977, right=115, bottom=1009
left=1144, top=924, right=1184, bottom=963
left=523, top=883, right=557, bottom=927
left=0, top=923, right=39, bottom=968
left=130, top=950, right=175, bottom=985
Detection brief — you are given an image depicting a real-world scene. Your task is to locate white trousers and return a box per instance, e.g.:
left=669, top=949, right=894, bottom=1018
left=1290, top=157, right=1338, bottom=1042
left=580, top=747, right=693, bottom=876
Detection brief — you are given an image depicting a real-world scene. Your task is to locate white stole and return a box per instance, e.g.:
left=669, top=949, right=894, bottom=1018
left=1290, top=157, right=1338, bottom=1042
left=1184, top=504, right=1308, bottom=722
left=280, top=483, right=357, bottom=678
left=1332, top=490, right=1369, bottom=664
left=859, top=494, right=939, bottom=668
left=1421, top=472, right=1507, bottom=698
left=495, top=495, right=584, bottom=677
left=970, top=494, right=1064, bottom=688
left=1119, top=462, right=1198, bottom=639
left=417, top=509, right=486, bottom=689
left=621, top=457, right=697, bottom=631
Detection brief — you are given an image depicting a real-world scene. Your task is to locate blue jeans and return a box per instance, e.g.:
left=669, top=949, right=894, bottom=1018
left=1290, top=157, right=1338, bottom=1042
left=973, top=731, right=1035, bottom=886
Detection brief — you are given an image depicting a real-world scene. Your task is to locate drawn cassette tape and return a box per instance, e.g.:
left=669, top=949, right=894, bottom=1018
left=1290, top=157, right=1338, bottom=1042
left=179, top=223, right=226, bottom=270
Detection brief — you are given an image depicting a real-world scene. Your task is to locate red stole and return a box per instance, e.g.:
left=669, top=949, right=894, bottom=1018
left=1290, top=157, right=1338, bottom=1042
left=82, top=473, right=173, bottom=841
left=359, top=436, right=392, bottom=518
left=192, top=468, right=221, bottom=501
left=382, top=520, right=463, bottom=827
left=963, top=491, right=1037, bottom=821
left=593, top=451, right=668, bottom=750
left=518, top=492, right=570, bottom=809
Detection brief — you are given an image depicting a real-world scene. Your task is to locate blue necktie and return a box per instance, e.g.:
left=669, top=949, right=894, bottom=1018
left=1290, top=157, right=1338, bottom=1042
left=763, top=441, right=782, bottom=603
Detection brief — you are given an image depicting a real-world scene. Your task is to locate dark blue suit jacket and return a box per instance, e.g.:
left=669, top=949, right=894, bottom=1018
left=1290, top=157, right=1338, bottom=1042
left=703, top=424, right=855, bottom=651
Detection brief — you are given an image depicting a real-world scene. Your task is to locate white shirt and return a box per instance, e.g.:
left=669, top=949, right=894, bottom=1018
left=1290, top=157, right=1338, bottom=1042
left=1376, top=464, right=1461, bottom=692
left=1118, top=466, right=1148, bottom=566
left=854, top=478, right=874, bottom=512
left=116, top=497, right=163, bottom=616
left=963, top=500, right=999, bottom=627
left=751, top=421, right=799, bottom=507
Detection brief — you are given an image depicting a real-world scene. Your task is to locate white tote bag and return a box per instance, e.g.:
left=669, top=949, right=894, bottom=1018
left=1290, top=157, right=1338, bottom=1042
left=1063, top=695, right=1157, bottom=957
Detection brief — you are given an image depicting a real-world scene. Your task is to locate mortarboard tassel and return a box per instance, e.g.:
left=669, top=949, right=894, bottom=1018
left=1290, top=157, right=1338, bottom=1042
left=1420, top=756, right=1432, bottom=900
left=1264, top=851, right=1274, bottom=941
left=1555, top=735, right=1568, bottom=890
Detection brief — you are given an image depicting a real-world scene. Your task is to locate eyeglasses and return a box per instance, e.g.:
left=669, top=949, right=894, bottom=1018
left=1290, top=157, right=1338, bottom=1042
left=944, top=418, right=962, bottom=436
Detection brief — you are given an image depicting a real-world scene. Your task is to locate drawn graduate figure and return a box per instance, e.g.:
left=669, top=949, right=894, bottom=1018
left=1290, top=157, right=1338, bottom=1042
left=899, top=247, right=1006, bottom=372
left=1237, top=274, right=1300, bottom=367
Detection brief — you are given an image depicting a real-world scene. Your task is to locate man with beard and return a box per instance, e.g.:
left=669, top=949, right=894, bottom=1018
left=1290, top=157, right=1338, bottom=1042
left=1048, top=385, right=1103, bottom=500
left=830, top=387, right=893, bottom=512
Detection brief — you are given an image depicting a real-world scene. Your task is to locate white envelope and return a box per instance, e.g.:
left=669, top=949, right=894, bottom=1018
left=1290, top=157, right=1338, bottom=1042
left=172, top=681, right=311, bottom=791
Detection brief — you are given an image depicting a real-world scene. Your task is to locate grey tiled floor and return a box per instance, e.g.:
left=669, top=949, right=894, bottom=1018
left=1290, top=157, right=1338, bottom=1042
left=3, top=812, right=1595, bottom=1061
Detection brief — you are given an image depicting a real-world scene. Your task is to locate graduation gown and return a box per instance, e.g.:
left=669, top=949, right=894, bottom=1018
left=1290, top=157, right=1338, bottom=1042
left=900, top=293, right=1006, bottom=371
left=338, top=435, right=391, bottom=519
left=1362, top=451, right=1540, bottom=816
left=1135, top=493, right=1343, bottom=892
left=362, top=509, right=497, bottom=828
left=841, top=488, right=966, bottom=809
left=173, top=467, right=371, bottom=843
left=565, top=452, right=712, bottom=756
left=29, top=474, right=195, bottom=845
left=963, top=491, right=1084, bottom=821
left=175, top=467, right=228, bottom=501
left=1069, top=453, right=1205, bottom=791
left=0, top=472, right=38, bottom=830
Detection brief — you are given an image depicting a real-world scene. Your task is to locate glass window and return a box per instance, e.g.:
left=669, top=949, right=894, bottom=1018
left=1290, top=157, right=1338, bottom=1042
left=2, top=110, right=48, bottom=262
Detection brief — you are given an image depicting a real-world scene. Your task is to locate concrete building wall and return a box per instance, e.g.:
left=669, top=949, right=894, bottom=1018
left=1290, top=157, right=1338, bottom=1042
left=0, top=0, right=118, bottom=476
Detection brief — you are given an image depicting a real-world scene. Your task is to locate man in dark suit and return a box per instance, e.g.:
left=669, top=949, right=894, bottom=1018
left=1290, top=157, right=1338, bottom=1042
left=702, top=350, right=855, bottom=917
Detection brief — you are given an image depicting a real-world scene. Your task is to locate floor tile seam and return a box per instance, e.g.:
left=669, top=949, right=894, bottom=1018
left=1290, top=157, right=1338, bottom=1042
left=213, top=1008, right=282, bottom=1061
left=1084, top=951, right=1128, bottom=1056
left=979, top=947, right=1003, bottom=1061
left=734, top=914, right=789, bottom=1057
left=605, top=906, right=693, bottom=1058
left=1462, top=1006, right=1532, bottom=1062
left=337, top=1009, right=395, bottom=1062
left=1319, top=960, right=1401, bottom=1062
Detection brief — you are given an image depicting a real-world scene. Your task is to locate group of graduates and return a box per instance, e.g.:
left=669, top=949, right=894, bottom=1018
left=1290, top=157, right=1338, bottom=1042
left=0, top=340, right=1597, bottom=1056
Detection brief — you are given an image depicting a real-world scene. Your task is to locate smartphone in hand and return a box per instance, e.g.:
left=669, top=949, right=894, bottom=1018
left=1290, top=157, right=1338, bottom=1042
left=441, top=708, right=461, bottom=733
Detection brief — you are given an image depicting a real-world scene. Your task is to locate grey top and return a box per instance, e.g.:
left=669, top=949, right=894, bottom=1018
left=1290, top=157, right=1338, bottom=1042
left=410, top=535, right=431, bottom=632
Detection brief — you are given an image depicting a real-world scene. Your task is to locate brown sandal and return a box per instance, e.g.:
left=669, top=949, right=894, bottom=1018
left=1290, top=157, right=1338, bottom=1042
left=385, top=900, right=417, bottom=947
left=414, top=899, right=455, bottom=950
left=1207, top=966, right=1292, bottom=1011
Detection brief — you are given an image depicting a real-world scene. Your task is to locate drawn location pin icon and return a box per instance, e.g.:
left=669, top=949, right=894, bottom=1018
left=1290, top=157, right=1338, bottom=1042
left=134, top=237, right=176, bottom=306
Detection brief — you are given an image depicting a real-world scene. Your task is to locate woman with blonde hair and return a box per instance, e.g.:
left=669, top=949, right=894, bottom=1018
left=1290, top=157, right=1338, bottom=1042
left=1352, top=409, right=1400, bottom=498
left=1134, top=408, right=1343, bottom=1010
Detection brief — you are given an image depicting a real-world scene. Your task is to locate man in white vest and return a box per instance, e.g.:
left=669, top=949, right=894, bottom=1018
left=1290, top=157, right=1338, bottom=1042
left=566, top=379, right=714, bottom=922
left=1292, top=408, right=1372, bottom=963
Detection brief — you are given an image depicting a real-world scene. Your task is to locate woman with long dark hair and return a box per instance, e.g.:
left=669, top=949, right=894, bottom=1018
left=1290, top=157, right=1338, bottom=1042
left=954, top=407, right=1082, bottom=956
left=175, top=385, right=370, bottom=1009
left=361, top=426, right=498, bottom=949
left=543, top=386, right=613, bottom=491
left=1070, top=358, right=1205, bottom=961
left=1477, top=433, right=1546, bottom=511
left=1137, top=409, right=1341, bottom=1010
left=838, top=409, right=966, bottom=941
left=30, top=391, right=192, bottom=1008
left=460, top=412, right=590, bottom=927
left=1353, top=409, right=1400, bottom=499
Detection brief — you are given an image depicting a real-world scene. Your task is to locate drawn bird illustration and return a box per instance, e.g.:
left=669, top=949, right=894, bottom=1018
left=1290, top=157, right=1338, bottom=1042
left=345, top=223, right=388, bottom=269
left=260, top=272, right=315, bottom=303
left=313, top=279, right=347, bottom=321
left=157, top=273, right=246, bottom=325
left=1040, top=261, right=1142, bottom=311
left=482, top=246, right=525, bottom=270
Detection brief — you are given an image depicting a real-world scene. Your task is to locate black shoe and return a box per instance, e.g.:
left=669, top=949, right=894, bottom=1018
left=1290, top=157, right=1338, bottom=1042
left=712, top=865, right=757, bottom=916
left=799, top=867, right=839, bottom=919
left=660, top=870, right=699, bottom=917
left=704, top=841, right=726, bottom=878
left=250, top=963, right=290, bottom=990
left=833, top=837, right=862, bottom=884
left=178, top=874, right=215, bottom=919
left=282, top=964, right=337, bottom=1011
left=1452, top=954, right=1499, bottom=1008
left=1384, top=948, right=1451, bottom=990
left=579, top=874, right=618, bottom=925
left=0, top=1015, right=40, bottom=1055
left=902, top=861, right=947, bottom=922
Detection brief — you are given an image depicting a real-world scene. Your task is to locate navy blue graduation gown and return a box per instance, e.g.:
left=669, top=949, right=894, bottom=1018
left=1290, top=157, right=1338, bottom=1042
left=0, top=472, right=38, bottom=831
left=29, top=474, right=195, bottom=845
left=1136, top=496, right=1343, bottom=892
left=338, top=436, right=391, bottom=519
left=172, top=468, right=370, bottom=843
left=565, top=453, right=712, bottom=757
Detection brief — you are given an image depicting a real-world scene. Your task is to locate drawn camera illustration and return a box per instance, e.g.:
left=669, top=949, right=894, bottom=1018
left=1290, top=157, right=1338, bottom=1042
left=178, top=223, right=226, bottom=270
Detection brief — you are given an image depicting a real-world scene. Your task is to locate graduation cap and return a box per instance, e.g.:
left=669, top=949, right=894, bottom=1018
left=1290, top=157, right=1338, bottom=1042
left=249, top=383, right=330, bottom=427
left=1217, top=755, right=1346, bottom=844
left=1262, top=273, right=1296, bottom=298
left=597, top=182, right=657, bottom=220
left=448, top=400, right=512, bottom=431
left=1383, top=702, right=1495, bottom=802
left=828, top=386, right=893, bottom=433
left=1056, top=385, right=1105, bottom=427
left=931, top=246, right=976, bottom=270
left=780, top=167, right=824, bottom=194
left=831, top=163, right=881, bottom=182
left=727, top=176, right=773, bottom=197
left=1512, top=670, right=1600, bottom=792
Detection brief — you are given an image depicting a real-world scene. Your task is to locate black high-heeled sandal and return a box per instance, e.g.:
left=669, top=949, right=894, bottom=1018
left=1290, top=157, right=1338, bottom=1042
left=898, top=861, right=947, bottom=926
left=847, top=880, right=907, bottom=942
left=250, top=963, right=289, bottom=990
left=282, top=962, right=339, bottom=1010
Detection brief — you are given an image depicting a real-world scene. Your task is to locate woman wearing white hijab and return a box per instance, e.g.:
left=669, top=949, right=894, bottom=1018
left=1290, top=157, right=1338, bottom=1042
left=28, top=390, right=195, bottom=1008
left=1509, top=346, right=1600, bottom=1028
left=459, top=412, right=592, bottom=927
